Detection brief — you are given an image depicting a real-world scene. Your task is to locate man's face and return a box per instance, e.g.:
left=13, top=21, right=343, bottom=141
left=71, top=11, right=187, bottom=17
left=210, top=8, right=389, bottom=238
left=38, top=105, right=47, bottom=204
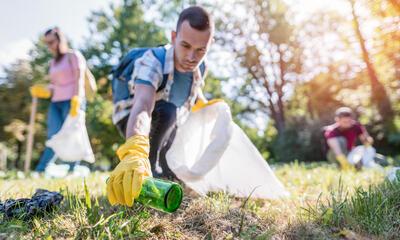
left=171, top=20, right=213, bottom=72
left=44, top=33, right=59, bottom=56
left=336, top=116, right=353, bottom=129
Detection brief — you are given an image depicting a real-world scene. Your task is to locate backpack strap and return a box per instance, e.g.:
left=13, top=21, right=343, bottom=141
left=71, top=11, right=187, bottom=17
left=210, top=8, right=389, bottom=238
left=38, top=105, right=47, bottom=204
left=199, top=62, right=206, bottom=78
left=148, top=47, right=206, bottom=93
left=151, top=47, right=168, bottom=93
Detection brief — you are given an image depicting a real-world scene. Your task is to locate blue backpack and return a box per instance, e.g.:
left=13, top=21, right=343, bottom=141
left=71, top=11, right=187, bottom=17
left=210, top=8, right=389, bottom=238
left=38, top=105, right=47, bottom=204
left=111, top=46, right=168, bottom=103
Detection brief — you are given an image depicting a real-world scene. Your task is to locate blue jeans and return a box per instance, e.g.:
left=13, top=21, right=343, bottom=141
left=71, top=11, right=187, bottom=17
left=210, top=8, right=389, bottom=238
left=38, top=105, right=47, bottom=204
left=35, top=100, right=82, bottom=172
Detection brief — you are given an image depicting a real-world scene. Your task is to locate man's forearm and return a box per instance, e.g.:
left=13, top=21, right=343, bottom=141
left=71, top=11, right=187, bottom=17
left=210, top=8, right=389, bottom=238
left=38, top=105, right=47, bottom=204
left=126, top=103, right=152, bottom=138
left=125, top=84, right=156, bottom=138
left=360, top=134, right=373, bottom=145
left=327, top=138, right=344, bottom=156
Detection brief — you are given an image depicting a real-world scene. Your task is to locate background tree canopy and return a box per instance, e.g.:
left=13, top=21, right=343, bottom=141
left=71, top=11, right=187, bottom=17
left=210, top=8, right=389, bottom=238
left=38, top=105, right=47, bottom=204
left=0, top=0, right=399, bottom=170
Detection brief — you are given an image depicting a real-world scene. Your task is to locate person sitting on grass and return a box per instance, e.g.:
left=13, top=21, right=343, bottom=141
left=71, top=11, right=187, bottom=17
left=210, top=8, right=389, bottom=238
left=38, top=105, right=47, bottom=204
left=323, top=107, right=384, bottom=170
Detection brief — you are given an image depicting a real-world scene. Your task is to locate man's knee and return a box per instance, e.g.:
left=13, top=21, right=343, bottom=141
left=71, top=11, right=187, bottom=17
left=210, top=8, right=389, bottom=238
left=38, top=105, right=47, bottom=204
left=332, top=137, right=348, bottom=155
left=326, top=150, right=337, bottom=164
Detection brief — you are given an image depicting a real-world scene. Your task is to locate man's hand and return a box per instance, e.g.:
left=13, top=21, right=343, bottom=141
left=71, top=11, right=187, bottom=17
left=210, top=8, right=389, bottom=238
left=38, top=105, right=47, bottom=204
left=30, top=84, right=51, bottom=99
left=359, top=127, right=373, bottom=146
left=363, top=136, right=374, bottom=147
left=107, top=135, right=152, bottom=206
left=69, top=96, right=80, bottom=117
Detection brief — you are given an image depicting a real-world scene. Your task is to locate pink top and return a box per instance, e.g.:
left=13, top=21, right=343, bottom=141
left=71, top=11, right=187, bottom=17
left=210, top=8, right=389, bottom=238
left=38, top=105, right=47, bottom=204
left=49, top=50, right=85, bottom=102
left=324, top=121, right=366, bottom=151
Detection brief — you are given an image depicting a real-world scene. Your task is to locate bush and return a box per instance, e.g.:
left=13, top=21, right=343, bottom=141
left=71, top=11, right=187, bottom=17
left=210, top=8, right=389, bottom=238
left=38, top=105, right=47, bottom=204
left=270, top=117, right=326, bottom=163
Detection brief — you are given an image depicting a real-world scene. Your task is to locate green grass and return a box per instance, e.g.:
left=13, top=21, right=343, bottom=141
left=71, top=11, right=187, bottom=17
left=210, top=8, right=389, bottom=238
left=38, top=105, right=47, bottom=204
left=0, top=162, right=397, bottom=239
left=303, top=178, right=400, bottom=239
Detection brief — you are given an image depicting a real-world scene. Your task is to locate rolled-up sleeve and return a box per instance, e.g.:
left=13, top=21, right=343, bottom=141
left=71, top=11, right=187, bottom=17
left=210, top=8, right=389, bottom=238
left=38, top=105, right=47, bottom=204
left=132, top=50, right=163, bottom=90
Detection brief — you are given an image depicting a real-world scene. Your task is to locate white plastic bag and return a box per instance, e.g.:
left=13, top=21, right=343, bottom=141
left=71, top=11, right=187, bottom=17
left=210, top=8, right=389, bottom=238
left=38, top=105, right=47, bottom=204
left=347, top=145, right=381, bottom=169
left=46, top=110, right=95, bottom=163
left=386, top=167, right=400, bottom=182
left=44, top=164, right=91, bottom=179
left=44, top=163, right=70, bottom=179
left=166, top=102, right=289, bottom=199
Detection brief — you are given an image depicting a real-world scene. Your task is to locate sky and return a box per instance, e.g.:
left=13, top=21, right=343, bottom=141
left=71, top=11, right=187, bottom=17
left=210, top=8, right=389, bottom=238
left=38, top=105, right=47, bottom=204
left=0, top=0, right=118, bottom=74
left=0, top=0, right=355, bottom=76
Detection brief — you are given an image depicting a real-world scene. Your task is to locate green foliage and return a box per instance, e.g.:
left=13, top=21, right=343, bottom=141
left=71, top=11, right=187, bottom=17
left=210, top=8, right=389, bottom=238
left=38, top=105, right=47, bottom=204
left=269, top=117, right=326, bottom=163
left=85, top=95, right=121, bottom=169
left=216, top=0, right=303, bottom=135
left=0, top=60, right=34, bottom=140
left=0, top=59, right=49, bottom=168
left=83, top=0, right=167, bottom=95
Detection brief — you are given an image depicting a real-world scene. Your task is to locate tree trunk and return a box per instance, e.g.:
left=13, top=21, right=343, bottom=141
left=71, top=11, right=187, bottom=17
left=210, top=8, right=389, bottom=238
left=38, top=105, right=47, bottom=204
left=276, top=47, right=286, bottom=132
left=16, top=141, right=22, bottom=169
left=0, top=144, right=7, bottom=171
left=350, top=0, right=394, bottom=126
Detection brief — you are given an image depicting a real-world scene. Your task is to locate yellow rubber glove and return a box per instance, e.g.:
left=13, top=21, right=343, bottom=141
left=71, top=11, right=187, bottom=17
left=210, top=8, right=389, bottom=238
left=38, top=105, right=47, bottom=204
left=107, top=135, right=152, bottom=206
left=69, top=96, right=80, bottom=117
left=336, top=154, right=354, bottom=171
left=191, top=99, right=225, bottom=112
left=30, top=84, right=51, bottom=99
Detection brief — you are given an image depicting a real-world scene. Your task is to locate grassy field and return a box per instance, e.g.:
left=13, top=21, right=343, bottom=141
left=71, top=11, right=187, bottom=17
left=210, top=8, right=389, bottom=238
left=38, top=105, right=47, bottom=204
left=0, top=162, right=398, bottom=239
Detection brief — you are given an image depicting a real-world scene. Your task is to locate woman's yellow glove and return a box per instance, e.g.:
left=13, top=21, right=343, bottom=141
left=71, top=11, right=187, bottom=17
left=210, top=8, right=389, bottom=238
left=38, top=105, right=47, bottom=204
left=69, top=96, right=80, bottom=117
left=336, top=154, right=354, bottom=171
left=30, top=84, right=51, bottom=99
left=191, top=99, right=225, bottom=112
left=107, top=135, right=152, bottom=206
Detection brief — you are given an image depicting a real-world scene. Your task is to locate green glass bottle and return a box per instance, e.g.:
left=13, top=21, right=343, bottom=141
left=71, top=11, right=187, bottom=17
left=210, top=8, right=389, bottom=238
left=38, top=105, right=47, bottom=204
left=107, top=177, right=183, bottom=213
left=136, top=177, right=183, bottom=213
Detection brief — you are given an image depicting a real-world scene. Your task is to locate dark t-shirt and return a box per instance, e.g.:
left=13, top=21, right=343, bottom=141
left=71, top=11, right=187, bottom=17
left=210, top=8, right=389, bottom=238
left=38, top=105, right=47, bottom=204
left=324, top=121, right=366, bottom=151
left=169, top=69, right=193, bottom=107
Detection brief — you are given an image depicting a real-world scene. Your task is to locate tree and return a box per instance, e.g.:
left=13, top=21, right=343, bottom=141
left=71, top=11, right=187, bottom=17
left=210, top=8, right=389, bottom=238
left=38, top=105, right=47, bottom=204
left=367, top=0, right=400, bottom=102
left=83, top=0, right=167, bottom=96
left=216, top=0, right=302, bottom=136
left=348, top=0, right=394, bottom=128
left=0, top=59, right=48, bottom=168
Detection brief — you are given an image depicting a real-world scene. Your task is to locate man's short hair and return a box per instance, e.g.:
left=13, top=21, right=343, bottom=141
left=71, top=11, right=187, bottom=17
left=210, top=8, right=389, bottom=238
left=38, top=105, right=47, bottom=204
left=176, top=6, right=213, bottom=32
left=335, top=107, right=353, bottom=118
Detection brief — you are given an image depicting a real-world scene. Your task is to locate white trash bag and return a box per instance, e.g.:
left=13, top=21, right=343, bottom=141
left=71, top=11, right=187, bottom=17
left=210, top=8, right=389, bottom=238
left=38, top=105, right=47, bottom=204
left=44, top=163, right=91, bottom=179
left=71, top=165, right=91, bottom=178
left=386, top=167, right=400, bottom=182
left=44, top=163, right=70, bottom=179
left=166, top=101, right=289, bottom=199
left=46, top=110, right=95, bottom=163
left=347, top=145, right=381, bottom=169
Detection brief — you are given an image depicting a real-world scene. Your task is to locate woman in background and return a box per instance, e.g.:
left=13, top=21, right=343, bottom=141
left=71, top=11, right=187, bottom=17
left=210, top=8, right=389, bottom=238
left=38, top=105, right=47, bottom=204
left=31, top=27, right=87, bottom=172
